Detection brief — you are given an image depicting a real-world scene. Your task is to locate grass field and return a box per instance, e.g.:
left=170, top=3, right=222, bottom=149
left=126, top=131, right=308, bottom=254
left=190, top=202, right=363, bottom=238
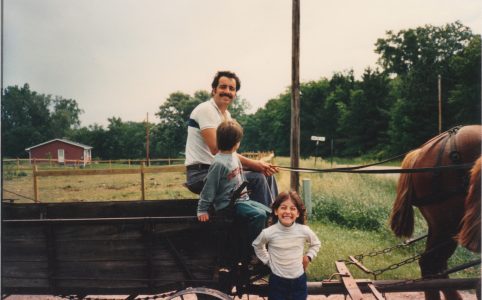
left=2, top=156, right=479, bottom=281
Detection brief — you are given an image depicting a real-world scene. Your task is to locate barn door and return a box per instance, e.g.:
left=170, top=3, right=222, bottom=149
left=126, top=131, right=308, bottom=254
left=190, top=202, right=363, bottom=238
left=58, top=149, right=65, bottom=163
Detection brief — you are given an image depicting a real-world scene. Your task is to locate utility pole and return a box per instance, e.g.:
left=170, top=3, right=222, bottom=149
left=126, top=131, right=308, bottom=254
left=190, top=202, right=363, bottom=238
left=438, top=74, right=442, bottom=134
left=290, top=0, right=300, bottom=193
left=145, top=113, right=150, bottom=166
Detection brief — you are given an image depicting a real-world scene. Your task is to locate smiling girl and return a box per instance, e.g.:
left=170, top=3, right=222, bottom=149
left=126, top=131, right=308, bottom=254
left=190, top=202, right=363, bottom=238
left=252, top=191, right=321, bottom=300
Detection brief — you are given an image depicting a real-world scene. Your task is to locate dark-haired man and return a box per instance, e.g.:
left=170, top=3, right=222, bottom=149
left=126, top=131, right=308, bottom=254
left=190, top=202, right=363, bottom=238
left=185, top=71, right=278, bottom=207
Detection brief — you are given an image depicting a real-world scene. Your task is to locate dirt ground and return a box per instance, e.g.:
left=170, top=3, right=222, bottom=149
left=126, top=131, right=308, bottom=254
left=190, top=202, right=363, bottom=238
left=4, top=290, right=478, bottom=300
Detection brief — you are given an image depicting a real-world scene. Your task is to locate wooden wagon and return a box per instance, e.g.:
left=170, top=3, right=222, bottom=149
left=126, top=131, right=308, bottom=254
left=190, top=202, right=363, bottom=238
left=2, top=199, right=270, bottom=299
left=3, top=199, right=479, bottom=299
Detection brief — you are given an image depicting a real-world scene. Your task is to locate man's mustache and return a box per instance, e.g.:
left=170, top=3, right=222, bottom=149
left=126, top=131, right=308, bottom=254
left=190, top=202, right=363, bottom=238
left=220, top=93, right=233, bottom=99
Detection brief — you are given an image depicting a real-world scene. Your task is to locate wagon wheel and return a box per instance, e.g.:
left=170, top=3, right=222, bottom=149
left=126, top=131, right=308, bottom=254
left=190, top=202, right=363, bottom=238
left=166, top=287, right=232, bottom=300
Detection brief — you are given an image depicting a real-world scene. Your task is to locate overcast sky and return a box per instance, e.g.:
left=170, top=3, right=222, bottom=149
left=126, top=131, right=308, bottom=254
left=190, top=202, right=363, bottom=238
left=3, top=0, right=481, bottom=127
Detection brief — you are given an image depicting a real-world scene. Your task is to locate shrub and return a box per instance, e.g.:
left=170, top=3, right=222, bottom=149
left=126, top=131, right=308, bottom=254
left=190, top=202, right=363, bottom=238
left=312, top=195, right=388, bottom=231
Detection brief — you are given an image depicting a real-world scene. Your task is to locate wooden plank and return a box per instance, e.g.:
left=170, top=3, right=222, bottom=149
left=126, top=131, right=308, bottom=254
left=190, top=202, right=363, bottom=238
left=2, top=199, right=225, bottom=294
left=141, top=163, right=146, bottom=200
left=36, top=168, right=142, bottom=176
left=335, top=261, right=364, bottom=300
left=143, top=165, right=185, bottom=173
left=2, top=199, right=199, bottom=219
left=33, top=165, right=39, bottom=202
left=368, top=283, right=385, bottom=300
left=349, top=255, right=373, bottom=274
left=35, top=164, right=185, bottom=177
left=2, top=261, right=49, bottom=278
left=307, top=278, right=479, bottom=295
left=44, top=224, right=58, bottom=289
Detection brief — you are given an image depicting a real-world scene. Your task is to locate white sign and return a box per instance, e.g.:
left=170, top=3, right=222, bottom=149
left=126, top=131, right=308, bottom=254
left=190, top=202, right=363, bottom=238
left=311, top=136, right=325, bottom=142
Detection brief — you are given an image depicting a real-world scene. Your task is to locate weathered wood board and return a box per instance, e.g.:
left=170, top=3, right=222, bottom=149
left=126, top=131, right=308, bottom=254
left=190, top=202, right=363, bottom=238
left=2, top=199, right=228, bottom=294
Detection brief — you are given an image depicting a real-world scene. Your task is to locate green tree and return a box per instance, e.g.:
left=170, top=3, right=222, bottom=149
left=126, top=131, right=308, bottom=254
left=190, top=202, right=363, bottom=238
left=153, top=91, right=207, bottom=157
left=2, top=84, right=51, bottom=157
left=298, top=79, right=331, bottom=157
left=230, top=96, right=251, bottom=120
left=241, top=92, right=291, bottom=155
left=68, top=124, right=108, bottom=159
left=51, top=97, right=84, bottom=138
left=445, top=34, right=481, bottom=127
left=2, top=84, right=84, bottom=157
left=375, top=21, right=477, bottom=152
left=101, top=117, right=146, bottom=159
left=339, top=68, right=392, bottom=156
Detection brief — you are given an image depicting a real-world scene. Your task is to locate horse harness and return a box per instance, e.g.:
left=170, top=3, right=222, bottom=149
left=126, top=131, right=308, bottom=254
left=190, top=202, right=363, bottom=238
left=412, top=126, right=470, bottom=207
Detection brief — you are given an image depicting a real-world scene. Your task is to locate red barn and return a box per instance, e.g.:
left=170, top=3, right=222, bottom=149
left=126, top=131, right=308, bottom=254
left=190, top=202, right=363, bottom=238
left=25, top=139, right=93, bottom=166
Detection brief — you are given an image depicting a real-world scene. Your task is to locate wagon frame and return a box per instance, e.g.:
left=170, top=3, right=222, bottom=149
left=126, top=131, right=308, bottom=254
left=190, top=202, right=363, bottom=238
left=2, top=199, right=480, bottom=300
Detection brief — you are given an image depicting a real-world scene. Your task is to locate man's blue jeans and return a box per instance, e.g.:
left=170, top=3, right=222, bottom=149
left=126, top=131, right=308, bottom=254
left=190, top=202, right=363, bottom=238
left=186, top=169, right=278, bottom=207
left=235, top=200, right=271, bottom=245
left=268, top=273, right=308, bottom=300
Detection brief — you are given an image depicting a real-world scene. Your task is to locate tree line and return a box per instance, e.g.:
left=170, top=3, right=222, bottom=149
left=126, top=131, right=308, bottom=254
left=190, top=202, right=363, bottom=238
left=2, top=22, right=480, bottom=160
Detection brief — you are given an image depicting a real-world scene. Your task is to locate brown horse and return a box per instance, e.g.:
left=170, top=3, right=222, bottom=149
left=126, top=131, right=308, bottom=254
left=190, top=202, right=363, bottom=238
left=457, top=156, right=481, bottom=252
left=389, top=125, right=481, bottom=300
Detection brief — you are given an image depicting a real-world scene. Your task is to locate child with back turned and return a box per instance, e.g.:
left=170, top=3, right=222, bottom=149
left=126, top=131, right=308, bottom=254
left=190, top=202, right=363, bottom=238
left=197, top=120, right=271, bottom=263
left=252, top=191, right=321, bottom=300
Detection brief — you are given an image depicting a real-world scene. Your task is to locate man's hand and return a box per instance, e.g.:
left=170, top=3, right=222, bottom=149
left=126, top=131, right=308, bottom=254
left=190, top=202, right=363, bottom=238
left=237, top=154, right=279, bottom=176
left=254, top=160, right=279, bottom=176
left=198, top=213, right=210, bottom=222
left=302, top=255, right=311, bottom=271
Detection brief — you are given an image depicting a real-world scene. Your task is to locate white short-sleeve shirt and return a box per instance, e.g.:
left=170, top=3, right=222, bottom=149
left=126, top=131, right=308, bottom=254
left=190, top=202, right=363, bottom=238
left=185, top=99, right=231, bottom=166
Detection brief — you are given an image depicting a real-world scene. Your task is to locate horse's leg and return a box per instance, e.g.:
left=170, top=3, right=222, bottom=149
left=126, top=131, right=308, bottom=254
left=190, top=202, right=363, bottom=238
left=419, top=233, right=462, bottom=300
left=437, top=241, right=463, bottom=300
left=419, top=228, right=442, bottom=300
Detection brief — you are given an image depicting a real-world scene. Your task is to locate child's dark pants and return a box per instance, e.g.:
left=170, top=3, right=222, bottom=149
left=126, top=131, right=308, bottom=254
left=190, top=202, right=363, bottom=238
left=268, top=273, right=308, bottom=300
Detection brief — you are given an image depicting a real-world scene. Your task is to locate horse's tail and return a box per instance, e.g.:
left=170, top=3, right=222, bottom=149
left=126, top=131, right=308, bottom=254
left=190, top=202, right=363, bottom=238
left=389, top=149, right=420, bottom=238
left=457, top=156, right=481, bottom=253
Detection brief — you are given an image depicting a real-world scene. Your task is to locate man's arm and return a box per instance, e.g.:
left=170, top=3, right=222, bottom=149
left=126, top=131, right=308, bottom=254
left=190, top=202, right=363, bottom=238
left=238, top=154, right=278, bottom=176
left=200, top=128, right=218, bottom=155
left=201, top=126, right=277, bottom=176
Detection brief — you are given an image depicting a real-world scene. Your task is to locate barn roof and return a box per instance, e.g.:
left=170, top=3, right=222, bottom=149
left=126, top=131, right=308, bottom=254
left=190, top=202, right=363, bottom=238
left=25, top=138, right=93, bottom=151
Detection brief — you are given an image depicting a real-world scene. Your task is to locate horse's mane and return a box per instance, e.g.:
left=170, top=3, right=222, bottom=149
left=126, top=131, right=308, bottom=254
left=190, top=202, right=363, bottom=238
left=457, top=156, right=481, bottom=252
left=389, top=149, right=421, bottom=238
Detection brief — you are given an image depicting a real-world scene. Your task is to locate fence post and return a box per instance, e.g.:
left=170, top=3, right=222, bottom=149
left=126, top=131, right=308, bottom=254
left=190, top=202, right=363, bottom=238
left=16, top=158, right=20, bottom=175
left=302, top=178, right=312, bottom=218
left=33, top=165, right=39, bottom=203
left=140, top=162, right=146, bottom=200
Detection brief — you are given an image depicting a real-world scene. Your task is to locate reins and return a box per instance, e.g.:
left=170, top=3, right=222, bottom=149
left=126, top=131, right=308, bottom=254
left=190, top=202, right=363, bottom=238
left=274, top=125, right=475, bottom=175
left=275, top=162, right=474, bottom=174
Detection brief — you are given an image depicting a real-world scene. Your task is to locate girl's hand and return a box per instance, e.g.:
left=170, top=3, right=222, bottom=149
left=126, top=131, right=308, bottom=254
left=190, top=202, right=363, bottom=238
left=302, top=256, right=311, bottom=271
left=198, top=213, right=210, bottom=222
